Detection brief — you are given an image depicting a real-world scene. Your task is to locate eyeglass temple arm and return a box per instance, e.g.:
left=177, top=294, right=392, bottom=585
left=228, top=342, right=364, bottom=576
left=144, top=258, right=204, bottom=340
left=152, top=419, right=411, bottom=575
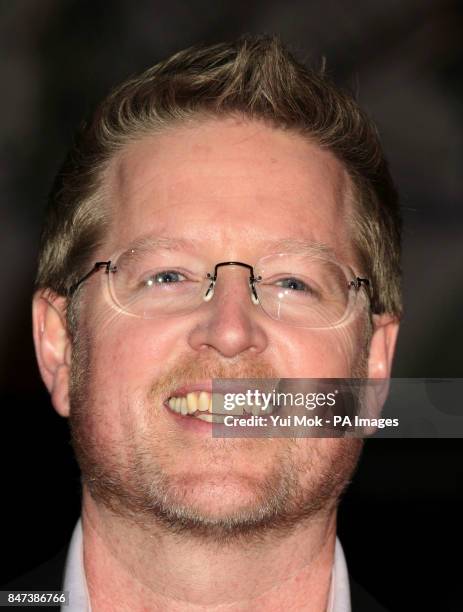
left=349, top=277, right=375, bottom=311
left=349, top=277, right=370, bottom=290
left=68, top=261, right=112, bottom=296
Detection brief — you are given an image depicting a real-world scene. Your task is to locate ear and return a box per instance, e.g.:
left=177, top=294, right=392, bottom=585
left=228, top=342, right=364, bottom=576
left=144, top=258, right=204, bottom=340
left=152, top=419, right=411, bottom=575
left=368, top=314, right=400, bottom=379
left=363, top=314, right=400, bottom=421
left=32, top=291, right=72, bottom=417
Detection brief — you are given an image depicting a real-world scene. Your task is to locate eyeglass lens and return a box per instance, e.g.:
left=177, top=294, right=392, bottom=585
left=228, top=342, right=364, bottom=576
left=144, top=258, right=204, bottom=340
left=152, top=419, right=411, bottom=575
left=106, top=249, right=362, bottom=328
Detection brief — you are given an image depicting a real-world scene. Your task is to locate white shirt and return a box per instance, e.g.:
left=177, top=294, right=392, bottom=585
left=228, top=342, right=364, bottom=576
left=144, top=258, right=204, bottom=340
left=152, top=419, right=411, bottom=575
left=62, top=519, right=351, bottom=612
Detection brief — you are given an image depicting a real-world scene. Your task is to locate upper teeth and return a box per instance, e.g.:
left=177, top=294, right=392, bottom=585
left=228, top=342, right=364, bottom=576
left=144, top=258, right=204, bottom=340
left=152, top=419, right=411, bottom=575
left=168, top=391, right=211, bottom=415
left=166, top=391, right=274, bottom=417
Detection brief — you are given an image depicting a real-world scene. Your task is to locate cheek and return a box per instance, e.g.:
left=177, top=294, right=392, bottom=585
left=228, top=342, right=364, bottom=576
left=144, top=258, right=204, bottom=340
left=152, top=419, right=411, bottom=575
left=271, top=324, right=362, bottom=377
left=90, top=323, right=172, bottom=391
left=85, top=310, right=196, bottom=419
left=78, top=313, right=181, bottom=441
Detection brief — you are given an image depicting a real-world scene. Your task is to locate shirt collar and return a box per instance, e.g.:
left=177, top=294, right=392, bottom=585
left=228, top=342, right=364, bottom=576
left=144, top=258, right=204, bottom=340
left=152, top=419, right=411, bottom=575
left=62, top=518, right=350, bottom=611
left=62, top=519, right=91, bottom=612
left=329, top=536, right=352, bottom=612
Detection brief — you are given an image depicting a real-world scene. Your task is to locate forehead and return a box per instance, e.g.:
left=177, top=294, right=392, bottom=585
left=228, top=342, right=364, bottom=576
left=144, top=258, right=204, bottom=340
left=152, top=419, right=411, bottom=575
left=104, top=117, right=356, bottom=264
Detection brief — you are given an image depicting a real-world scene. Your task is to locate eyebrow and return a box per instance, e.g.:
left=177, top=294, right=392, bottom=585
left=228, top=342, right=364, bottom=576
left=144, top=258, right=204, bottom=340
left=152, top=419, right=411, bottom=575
left=124, top=234, right=199, bottom=252
left=122, top=234, right=337, bottom=259
left=260, top=238, right=338, bottom=259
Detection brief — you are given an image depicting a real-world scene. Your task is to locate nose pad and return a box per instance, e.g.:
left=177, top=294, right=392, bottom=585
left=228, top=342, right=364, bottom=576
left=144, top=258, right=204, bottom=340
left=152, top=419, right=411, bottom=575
left=250, top=279, right=260, bottom=305
left=203, top=277, right=215, bottom=302
left=201, top=270, right=261, bottom=305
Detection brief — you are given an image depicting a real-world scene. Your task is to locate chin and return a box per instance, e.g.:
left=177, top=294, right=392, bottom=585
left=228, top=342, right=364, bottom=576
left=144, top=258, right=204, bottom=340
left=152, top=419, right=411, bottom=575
left=170, top=473, right=264, bottom=514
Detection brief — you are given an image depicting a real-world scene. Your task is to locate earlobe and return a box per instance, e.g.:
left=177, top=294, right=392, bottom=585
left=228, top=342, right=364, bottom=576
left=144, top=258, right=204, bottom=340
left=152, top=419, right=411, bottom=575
left=32, top=291, right=71, bottom=417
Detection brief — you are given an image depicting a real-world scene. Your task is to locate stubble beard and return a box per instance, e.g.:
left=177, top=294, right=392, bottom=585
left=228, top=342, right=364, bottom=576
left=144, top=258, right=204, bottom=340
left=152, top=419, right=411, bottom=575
left=69, top=330, right=366, bottom=545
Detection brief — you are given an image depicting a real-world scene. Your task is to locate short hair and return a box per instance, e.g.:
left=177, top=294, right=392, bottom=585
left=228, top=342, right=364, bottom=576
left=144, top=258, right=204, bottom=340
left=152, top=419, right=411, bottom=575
left=36, top=34, right=402, bottom=324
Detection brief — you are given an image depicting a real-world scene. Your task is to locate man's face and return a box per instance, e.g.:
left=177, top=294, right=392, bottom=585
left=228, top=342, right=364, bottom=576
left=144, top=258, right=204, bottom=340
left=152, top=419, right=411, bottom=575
left=69, top=117, right=371, bottom=539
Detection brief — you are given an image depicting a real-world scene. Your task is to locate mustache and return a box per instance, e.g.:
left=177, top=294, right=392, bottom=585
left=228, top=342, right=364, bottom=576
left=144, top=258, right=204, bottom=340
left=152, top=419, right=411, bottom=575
left=148, top=356, right=279, bottom=401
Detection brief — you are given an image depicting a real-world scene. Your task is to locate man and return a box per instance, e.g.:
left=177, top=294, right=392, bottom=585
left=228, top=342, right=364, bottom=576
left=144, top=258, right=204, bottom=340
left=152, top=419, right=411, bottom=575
left=17, top=35, right=401, bottom=610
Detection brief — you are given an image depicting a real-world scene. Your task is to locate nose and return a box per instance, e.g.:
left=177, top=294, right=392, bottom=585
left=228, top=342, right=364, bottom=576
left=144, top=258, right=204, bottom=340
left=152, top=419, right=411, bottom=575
left=187, top=265, right=269, bottom=358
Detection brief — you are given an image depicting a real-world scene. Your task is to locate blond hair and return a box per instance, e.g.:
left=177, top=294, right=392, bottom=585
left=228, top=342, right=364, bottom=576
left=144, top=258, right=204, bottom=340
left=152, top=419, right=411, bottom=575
left=36, top=35, right=402, bottom=319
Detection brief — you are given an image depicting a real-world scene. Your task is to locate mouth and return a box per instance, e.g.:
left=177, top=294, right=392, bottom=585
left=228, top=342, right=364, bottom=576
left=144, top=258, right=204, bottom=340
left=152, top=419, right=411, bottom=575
left=164, top=382, right=277, bottom=423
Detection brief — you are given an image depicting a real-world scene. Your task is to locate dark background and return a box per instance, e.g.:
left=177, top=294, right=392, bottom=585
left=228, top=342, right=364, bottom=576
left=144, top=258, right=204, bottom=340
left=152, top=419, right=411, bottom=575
left=1, top=1, right=462, bottom=610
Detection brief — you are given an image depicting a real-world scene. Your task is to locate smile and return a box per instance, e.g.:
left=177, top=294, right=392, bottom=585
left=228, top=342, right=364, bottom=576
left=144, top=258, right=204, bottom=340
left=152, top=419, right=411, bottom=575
left=165, top=390, right=275, bottom=422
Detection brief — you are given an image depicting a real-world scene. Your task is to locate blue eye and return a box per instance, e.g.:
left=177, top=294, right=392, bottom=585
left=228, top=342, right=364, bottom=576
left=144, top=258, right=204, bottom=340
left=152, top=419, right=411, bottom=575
left=275, top=277, right=311, bottom=292
left=145, top=270, right=186, bottom=287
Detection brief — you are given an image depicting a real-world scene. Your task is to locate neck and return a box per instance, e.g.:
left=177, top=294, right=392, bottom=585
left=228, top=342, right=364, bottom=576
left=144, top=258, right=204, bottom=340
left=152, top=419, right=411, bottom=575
left=82, top=489, right=337, bottom=611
